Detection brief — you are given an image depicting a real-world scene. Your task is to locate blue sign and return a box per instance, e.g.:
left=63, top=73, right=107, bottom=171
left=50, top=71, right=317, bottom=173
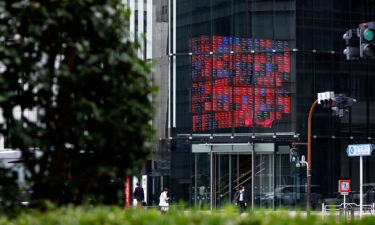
left=346, top=144, right=373, bottom=157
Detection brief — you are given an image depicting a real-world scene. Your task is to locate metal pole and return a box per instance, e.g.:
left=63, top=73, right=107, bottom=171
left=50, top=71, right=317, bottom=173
left=210, top=152, right=213, bottom=210
left=344, top=195, right=346, bottom=209
left=218, top=155, right=221, bottom=207
left=252, top=145, right=254, bottom=209
left=307, top=99, right=318, bottom=211
left=360, top=156, right=363, bottom=217
left=229, top=154, right=232, bottom=202
left=195, top=154, right=197, bottom=206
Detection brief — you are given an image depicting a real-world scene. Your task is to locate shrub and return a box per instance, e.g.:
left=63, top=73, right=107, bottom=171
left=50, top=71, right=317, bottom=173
left=0, top=206, right=371, bottom=225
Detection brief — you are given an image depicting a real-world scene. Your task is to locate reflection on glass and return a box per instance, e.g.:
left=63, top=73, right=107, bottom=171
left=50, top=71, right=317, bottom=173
left=254, top=154, right=274, bottom=207
left=230, top=155, right=239, bottom=200
left=275, top=146, right=295, bottom=208
left=214, top=153, right=252, bottom=208
left=216, top=155, right=230, bottom=207
left=193, top=153, right=211, bottom=208
left=237, top=155, right=252, bottom=198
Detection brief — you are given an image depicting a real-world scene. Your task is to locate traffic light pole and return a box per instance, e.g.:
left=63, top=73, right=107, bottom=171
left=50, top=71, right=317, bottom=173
left=292, top=99, right=318, bottom=211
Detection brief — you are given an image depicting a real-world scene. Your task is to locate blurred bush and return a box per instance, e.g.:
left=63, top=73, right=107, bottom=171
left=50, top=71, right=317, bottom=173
left=0, top=205, right=373, bottom=225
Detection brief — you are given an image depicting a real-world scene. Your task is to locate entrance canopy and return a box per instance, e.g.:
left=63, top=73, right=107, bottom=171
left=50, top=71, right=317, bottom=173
left=192, top=143, right=274, bottom=153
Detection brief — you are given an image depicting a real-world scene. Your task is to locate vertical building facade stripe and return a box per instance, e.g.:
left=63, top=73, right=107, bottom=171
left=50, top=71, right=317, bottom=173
left=167, top=0, right=171, bottom=130
left=138, top=0, right=144, bottom=58
left=172, top=0, right=176, bottom=128
left=146, top=0, right=153, bottom=60
left=129, top=0, right=135, bottom=42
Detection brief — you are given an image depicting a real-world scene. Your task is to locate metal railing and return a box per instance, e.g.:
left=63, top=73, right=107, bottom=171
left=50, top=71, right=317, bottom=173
left=322, top=202, right=375, bottom=215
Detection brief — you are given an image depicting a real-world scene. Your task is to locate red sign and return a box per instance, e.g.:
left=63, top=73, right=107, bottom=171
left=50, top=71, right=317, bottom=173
left=124, top=176, right=131, bottom=209
left=339, top=180, right=351, bottom=194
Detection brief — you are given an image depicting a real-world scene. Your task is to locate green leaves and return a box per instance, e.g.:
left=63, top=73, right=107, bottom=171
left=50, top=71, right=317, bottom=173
left=0, top=205, right=367, bottom=225
left=0, top=0, right=155, bottom=208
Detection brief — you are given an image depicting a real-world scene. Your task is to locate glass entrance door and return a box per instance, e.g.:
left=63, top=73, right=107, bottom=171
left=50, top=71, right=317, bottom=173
left=216, top=154, right=230, bottom=207
left=210, top=153, right=274, bottom=208
left=213, top=153, right=252, bottom=208
left=193, top=143, right=275, bottom=208
left=253, top=154, right=274, bottom=207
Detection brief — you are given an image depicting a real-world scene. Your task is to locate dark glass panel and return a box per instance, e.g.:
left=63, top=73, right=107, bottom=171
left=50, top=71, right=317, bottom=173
left=170, top=140, right=192, bottom=203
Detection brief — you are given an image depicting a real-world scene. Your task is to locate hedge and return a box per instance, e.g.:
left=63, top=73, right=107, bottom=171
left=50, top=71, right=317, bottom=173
left=0, top=205, right=373, bottom=225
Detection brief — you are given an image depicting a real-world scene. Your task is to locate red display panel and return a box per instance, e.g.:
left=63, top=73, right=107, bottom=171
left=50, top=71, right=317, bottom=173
left=190, top=35, right=291, bottom=131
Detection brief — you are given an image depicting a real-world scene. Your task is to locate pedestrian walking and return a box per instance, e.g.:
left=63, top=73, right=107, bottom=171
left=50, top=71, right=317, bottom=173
left=232, top=185, right=248, bottom=212
left=159, top=188, right=169, bottom=213
left=133, top=182, right=144, bottom=208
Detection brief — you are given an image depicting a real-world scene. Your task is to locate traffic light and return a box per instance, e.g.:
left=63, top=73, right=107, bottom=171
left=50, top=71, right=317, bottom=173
left=359, top=22, right=375, bottom=58
left=317, top=92, right=357, bottom=117
left=335, top=94, right=356, bottom=109
left=343, top=29, right=360, bottom=60
left=331, top=94, right=356, bottom=118
left=317, top=91, right=336, bottom=108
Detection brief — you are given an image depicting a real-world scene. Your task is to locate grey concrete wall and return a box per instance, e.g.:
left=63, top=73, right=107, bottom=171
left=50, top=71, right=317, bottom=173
left=150, top=0, right=170, bottom=177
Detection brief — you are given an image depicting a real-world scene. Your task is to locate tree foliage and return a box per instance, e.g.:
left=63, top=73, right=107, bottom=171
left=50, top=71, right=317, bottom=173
left=0, top=0, right=155, bottom=205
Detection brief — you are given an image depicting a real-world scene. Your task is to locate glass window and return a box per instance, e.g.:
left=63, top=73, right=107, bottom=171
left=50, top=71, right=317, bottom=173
left=172, top=0, right=375, bottom=209
left=192, top=153, right=211, bottom=208
left=176, top=0, right=296, bottom=135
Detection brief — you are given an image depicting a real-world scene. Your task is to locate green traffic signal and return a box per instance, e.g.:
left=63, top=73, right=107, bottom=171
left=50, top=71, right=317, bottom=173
left=364, top=29, right=375, bottom=41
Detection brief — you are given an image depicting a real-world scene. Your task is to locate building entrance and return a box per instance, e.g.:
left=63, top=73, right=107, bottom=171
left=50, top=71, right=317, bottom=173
left=192, top=143, right=310, bottom=209
left=213, top=153, right=252, bottom=208
left=191, top=143, right=275, bottom=208
left=211, top=151, right=274, bottom=208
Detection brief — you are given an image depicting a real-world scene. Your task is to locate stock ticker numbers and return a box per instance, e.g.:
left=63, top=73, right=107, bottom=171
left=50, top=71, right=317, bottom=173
left=190, top=35, right=291, bottom=132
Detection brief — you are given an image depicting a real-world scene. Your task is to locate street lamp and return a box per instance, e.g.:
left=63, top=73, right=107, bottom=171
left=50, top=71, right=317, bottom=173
left=292, top=91, right=356, bottom=211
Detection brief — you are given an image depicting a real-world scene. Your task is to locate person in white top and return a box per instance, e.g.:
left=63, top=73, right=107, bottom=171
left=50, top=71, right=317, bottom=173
left=159, top=188, right=169, bottom=213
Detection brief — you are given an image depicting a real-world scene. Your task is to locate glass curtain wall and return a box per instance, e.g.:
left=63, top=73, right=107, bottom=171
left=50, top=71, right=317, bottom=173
left=193, top=153, right=211, bottom=208
left=253, top=153, right=274, bottom=207
left=174, top=0, right=297, bottom=209
left=296, top=0, right=375, bottom=203
left=172, top=0, right=375, bottom=209
left=174, top=0, right=296, bottom=135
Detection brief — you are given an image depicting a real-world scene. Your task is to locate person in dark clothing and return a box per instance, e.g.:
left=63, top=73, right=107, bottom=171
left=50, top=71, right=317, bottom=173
left=133, top=183, right=144, bottom=207
left=233, top=185, right=248, bottom=212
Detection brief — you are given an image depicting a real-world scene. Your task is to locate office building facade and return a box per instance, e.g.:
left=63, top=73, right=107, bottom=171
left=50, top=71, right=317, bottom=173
left=168, top=0, right=375, bottom=208
left=126, top=0, right=170, bottom=206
